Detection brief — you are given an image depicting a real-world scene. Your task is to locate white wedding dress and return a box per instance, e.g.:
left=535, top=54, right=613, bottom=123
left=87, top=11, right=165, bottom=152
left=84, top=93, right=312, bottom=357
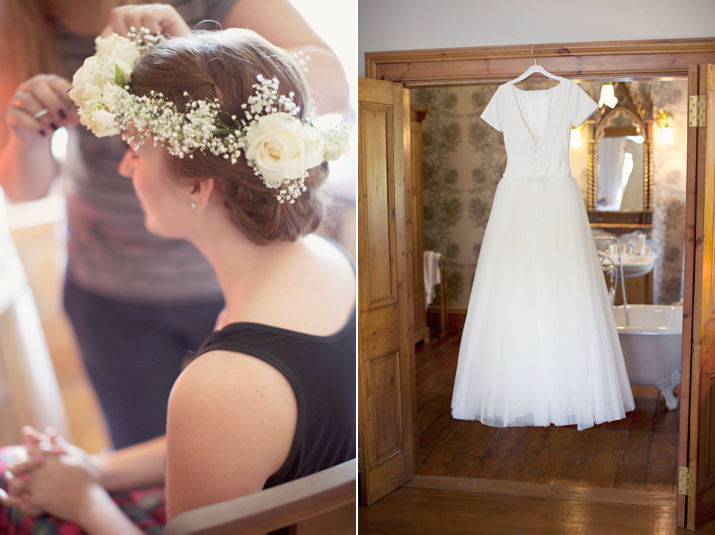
left=451, top=78, right=635, bottom=431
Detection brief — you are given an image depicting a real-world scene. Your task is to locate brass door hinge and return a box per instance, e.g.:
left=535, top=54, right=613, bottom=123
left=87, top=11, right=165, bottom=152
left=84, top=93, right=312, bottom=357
left=679, top=466, right=695, bottom=497
left=358, top=447, right=365, bottom=474
left=689, top=95, right=706, bottom=127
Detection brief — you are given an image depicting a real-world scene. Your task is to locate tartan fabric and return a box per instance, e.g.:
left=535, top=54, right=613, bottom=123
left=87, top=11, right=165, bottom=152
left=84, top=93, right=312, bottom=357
left=0, top=447, right=166, bottom=535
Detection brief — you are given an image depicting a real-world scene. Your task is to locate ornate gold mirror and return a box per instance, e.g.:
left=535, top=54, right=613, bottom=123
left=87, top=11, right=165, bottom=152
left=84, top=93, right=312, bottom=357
left=586, top=82, right=654, bottom=229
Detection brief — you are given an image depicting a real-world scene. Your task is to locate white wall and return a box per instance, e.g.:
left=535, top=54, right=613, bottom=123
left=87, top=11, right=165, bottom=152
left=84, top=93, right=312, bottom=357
left=359, top=0, right=715, bottom=76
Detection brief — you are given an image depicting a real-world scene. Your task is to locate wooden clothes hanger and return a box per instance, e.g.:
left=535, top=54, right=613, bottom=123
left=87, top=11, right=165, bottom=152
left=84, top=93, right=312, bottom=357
left=511, top=45, right=561, bottom=83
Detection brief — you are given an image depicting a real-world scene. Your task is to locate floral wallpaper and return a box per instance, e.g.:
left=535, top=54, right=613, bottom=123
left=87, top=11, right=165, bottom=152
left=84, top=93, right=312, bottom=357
left=413, top=85, right=504, bottom=308
left=412, top=88, right=465, bottom=303
left=415, top=80, right=686, bottom=309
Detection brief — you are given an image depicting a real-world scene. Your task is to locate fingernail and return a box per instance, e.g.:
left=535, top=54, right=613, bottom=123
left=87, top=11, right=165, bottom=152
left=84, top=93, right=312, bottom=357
left=51, top=445, right=62, bottom=454
left=39, top=130, right=46, bottom=137
left=31, top=454, right=44, bottom=464
left=0, top=488, right=7, bottom=499
left=50, top=122, right=58, bottom=130
left=58, top=109, right=66, bottom=119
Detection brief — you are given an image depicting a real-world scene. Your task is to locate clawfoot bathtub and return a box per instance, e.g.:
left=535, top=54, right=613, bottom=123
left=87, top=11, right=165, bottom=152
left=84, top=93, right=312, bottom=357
left=612, top=305, right=682, bottom=410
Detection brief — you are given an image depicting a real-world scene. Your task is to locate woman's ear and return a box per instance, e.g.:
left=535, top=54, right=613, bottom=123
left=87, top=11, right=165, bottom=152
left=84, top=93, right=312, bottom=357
left=189, top=179, right=215, bottom=210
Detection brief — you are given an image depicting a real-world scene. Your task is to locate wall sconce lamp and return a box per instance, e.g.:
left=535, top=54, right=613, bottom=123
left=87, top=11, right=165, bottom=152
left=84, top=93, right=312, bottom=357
left=570, top=125, right=583, bottom=148
left=657, top=105, right=675, bottom=146
left=598, top=83, right=618, bottom=108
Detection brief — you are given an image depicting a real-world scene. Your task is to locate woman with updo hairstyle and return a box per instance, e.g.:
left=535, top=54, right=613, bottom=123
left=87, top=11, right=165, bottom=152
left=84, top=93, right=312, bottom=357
left=131, top=29, right=330, bottom=245
left=0, top=27, right=355, bottom=535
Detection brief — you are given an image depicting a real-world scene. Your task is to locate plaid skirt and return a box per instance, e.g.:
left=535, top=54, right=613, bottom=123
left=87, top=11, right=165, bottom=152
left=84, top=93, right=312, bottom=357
left=0, top=446, right=166, bottom=535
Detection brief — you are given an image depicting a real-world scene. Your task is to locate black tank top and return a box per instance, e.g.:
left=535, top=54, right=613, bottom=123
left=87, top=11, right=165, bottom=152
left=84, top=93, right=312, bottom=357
left=195, top=303, right=356, bottom=489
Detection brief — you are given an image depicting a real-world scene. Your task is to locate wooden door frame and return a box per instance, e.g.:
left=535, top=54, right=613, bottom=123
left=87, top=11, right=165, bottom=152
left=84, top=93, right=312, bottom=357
left=365, top=38, right=715, bottom=85
left=365, top=37, right=715, bottom=528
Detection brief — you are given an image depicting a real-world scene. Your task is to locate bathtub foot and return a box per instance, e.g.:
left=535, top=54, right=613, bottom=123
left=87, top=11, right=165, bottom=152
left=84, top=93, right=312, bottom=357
left=656, top=369, right=681, bottom=411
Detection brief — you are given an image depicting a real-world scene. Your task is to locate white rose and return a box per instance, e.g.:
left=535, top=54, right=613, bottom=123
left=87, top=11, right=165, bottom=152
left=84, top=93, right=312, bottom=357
left=102, top=82, right=129, bottom=108
left=89, top=109, right=119, bottom=137
left=244, top=113, right=325, bottom=183
left=76, top=81, right=123, bottom=137
left=303, top=124, right=325, bottom=170
left=94, top=34, right=141, bottom=81
left=323, top=138, right=350, bottom=161
left=69, top=56, right=110, bottom=108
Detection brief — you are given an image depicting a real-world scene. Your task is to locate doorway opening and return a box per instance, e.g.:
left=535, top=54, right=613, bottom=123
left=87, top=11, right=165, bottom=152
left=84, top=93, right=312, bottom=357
left=414, top=78, right=686, bottom=494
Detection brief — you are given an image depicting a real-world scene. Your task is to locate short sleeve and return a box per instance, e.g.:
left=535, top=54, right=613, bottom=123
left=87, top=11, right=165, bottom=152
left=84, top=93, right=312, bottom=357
left=481, top=86, right=504, bottom=132
left=570, top=83, right=599, bottom=127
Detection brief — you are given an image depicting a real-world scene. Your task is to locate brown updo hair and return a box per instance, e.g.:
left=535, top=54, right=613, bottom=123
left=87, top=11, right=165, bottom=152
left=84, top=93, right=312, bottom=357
left=130, top=29, right=329, bottom=245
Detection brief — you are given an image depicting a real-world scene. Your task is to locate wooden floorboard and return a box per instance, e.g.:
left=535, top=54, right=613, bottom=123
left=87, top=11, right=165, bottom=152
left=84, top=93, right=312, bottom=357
left=565, top=425, right=602, bottom=462
left=459, top=422, right=499, bottom=454
left=359, top=485, right=693, bottom=535
left=413, top=333, right=679, bottom=493
left=623, top=432, right=650, bottom=464
left=404, top=475, right=675, bottom=507
left=614, top=462, right=648, bottom=490
left=532, top=427, right=577, bottom=485
left=649, top=433, right=677, bottom=466
left=646, top=464, right=677, bottom=493
left=469, top=449, right=510, bottom=479
left=442, top=451, right=481, bottom=478
left=418, top=408, right=456, bottom=450
left=498, top=453, right=538, bottom=482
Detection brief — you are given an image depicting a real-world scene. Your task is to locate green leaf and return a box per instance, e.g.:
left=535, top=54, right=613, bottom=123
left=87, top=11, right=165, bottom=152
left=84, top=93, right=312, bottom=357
left=115, top=65, right=126, bottom=87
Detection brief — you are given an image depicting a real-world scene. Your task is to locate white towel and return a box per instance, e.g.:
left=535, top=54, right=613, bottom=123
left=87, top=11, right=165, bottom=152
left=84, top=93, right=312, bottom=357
left=423, top=250, right=442, bottom=309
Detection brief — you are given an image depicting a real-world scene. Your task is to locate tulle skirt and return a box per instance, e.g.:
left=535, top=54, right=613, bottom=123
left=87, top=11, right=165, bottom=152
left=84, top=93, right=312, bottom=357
left=451, top=174, right=635, bottom=431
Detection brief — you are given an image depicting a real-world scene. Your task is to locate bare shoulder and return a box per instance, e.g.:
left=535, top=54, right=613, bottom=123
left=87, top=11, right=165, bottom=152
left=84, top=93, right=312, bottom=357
left=299, top=235, right=355, bottom=329
left=304, top=235, right=355, bottom=282
left=165, top=349, right=298, bottom=520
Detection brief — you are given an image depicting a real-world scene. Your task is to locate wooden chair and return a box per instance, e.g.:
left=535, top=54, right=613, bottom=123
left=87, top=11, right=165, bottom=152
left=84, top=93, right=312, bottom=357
left=162, top=458, right=356, bottom=535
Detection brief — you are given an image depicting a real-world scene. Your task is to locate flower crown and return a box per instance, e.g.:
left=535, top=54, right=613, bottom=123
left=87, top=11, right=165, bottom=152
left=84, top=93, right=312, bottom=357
left=68, top=28, right=351, bottom=203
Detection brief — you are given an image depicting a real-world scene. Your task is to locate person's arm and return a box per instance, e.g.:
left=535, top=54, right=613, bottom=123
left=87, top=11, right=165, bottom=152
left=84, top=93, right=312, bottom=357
left=30, top=426, right=167, bottom=492
left=0, top=131, right=56, bottom=201
left=92, top=435, right=167, bottom=492
left=75, top=488, right=147, bottom=535
left=0, top=74, right=78, bottom=201
left=0, top=441, right=146, bottom=535
left=165, top=349, right=298, bottom=520
left=2, top=427, right=166, bottom=509
left=221, top=0, right=349, bottom=115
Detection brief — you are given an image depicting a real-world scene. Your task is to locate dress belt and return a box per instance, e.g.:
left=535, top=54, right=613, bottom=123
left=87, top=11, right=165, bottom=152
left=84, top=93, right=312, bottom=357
left=502, top=172, right=572, bottom=182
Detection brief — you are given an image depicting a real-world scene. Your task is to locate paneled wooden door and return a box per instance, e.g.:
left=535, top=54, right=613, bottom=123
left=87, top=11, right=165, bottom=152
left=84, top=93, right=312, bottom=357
left=683, top=63, right=715, bottom=530
left=357, top=77, right=417, bottom=505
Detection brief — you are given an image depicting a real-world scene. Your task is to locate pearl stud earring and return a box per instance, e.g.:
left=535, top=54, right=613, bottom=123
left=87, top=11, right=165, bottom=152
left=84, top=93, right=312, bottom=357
left=190, top=201, right=198, bottom=210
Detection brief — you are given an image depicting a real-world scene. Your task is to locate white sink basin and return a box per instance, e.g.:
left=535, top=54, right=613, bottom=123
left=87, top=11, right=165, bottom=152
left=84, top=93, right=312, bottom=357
left=601, top=254, right=655, bottom=278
